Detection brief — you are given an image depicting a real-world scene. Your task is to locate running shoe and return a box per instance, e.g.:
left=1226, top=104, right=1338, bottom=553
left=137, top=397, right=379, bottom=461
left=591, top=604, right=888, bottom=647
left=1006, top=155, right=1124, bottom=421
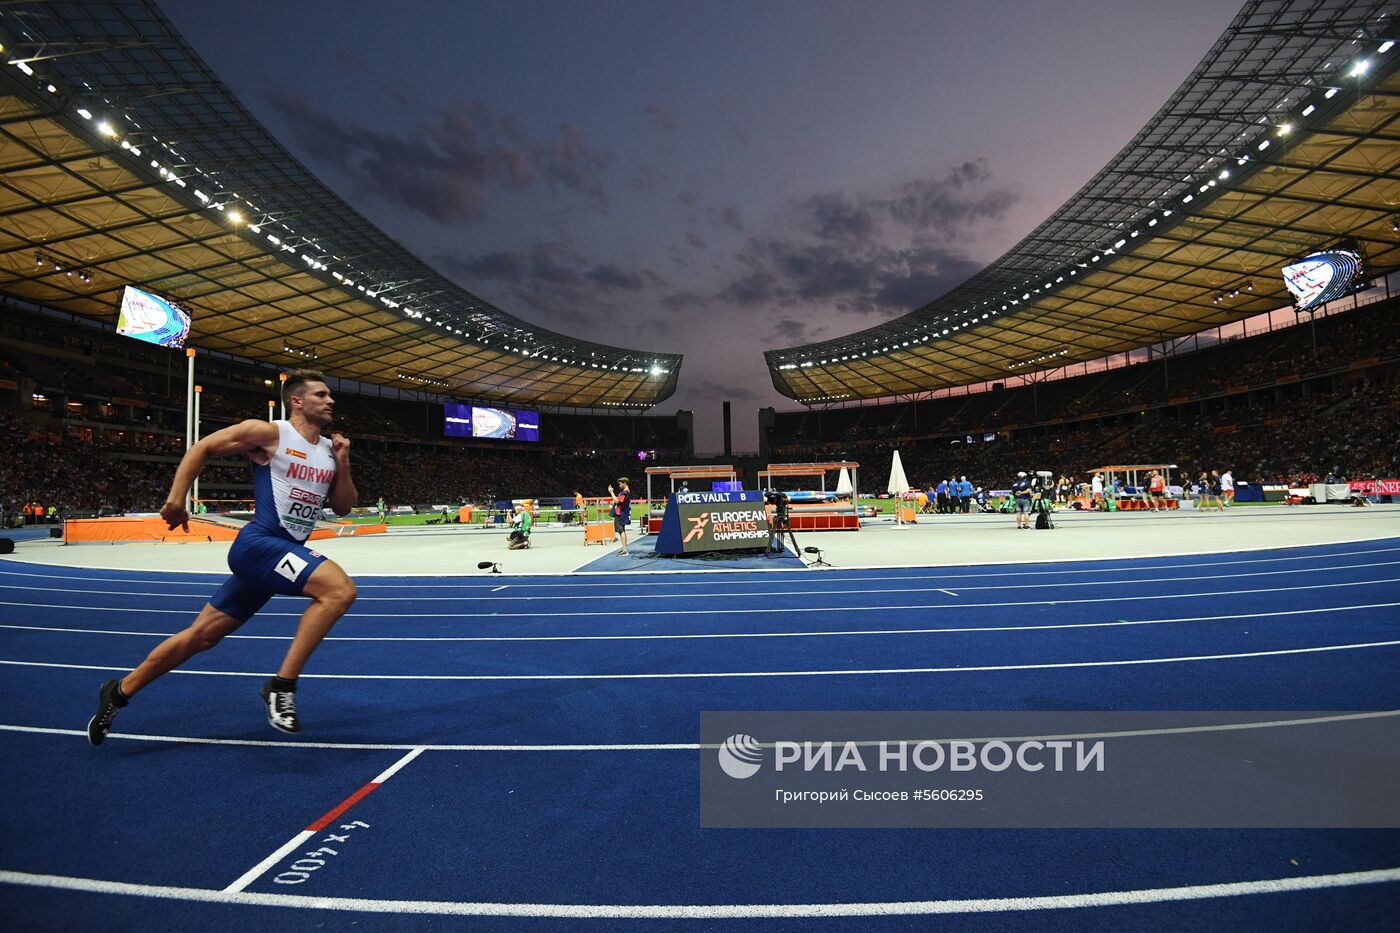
left=87, top=678, right=127, bottom=746
left=261, top=678, right=301, bottom=734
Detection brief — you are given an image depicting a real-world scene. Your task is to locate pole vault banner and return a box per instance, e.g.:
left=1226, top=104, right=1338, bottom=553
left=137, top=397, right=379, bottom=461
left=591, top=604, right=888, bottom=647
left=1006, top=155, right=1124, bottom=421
left=654, top=490, right=770, bottom=556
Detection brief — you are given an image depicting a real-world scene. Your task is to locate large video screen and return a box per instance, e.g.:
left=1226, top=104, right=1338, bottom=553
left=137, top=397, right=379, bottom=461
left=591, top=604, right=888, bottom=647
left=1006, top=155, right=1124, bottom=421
left=116, top=285, right=191, bottom=348
left=1282, top=243, right=1368, bottom=314
left=444, top=403, right=539, bottom=442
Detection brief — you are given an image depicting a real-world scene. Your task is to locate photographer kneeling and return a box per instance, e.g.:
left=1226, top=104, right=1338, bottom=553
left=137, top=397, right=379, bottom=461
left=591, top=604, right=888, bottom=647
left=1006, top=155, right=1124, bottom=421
left=507, top=505, right=532, bottom=550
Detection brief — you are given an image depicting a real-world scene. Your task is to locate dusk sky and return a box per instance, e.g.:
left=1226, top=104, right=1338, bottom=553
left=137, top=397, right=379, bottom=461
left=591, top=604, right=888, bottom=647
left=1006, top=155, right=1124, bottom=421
left=160, top=0, right=1244, bottom=451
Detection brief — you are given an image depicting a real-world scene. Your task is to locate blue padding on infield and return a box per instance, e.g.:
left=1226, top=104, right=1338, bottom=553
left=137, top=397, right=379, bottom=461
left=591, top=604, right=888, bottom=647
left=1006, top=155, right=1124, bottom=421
left=575, top=539, right=807, bottom=572
left=1, top=527, right=60, bottom=542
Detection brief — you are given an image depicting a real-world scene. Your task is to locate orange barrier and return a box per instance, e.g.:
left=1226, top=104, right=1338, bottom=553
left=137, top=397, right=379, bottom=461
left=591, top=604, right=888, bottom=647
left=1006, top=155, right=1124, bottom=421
left=309, top=522, right=388, bottom=539
left=64, top=516, right=240, bottom=543
left=64, top=516, right=388, bottom=542
left=584, top=523, right=616, bottom=545
left=1113, top=498, right=1178, bottom=510
left=790, top=513, right=860, bottom=531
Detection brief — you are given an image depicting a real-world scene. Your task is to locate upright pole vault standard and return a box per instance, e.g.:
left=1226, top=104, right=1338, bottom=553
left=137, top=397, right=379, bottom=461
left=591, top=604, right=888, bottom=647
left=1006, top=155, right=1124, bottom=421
left=644, top=464, right=738, bottom=533
left=192, top=385, right=202, bottom=507
left=184, top=347, right=196, bottom=511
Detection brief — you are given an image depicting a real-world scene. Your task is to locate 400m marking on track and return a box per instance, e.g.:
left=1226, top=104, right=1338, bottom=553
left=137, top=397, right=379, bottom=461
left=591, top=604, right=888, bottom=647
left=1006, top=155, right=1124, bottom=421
left=273, top=820, right=369, bottom=885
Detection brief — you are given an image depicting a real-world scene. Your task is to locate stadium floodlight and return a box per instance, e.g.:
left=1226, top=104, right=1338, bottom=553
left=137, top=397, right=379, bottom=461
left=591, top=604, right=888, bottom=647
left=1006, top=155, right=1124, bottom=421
left=1256, top=140, right=1270, bottom=151
left=227, top=210, right=243, bottom=224
left=1324, top=87, right=1339, bottom=99
left=96, top=120, right=117, bottom=137
left=1380, top=41, right=1395, bottom=54
left=1301, top=104, right=1316, bottom=117
left=1277, top=123, right=1292, bottom=136
left=76, top=108, right=92, bottom=120
left=1349, top=59, right=1370, bottom=77
left=14, top=60, right=34, bottom=76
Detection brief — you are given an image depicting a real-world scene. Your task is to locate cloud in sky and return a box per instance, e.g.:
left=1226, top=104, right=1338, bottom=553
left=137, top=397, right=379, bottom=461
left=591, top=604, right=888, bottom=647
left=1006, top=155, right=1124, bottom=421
left=641, top=103, right=677, bottom=137
left=706, top=158, right=1018, bottom=321
left=436, top=240, right=666, bottom=331
left=264, top=92, right=613, bottom=225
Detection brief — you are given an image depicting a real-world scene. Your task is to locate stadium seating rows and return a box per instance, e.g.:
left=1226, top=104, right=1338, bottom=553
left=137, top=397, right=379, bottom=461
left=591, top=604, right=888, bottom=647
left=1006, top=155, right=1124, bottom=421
left=1, top=296, right=1394, bottom=519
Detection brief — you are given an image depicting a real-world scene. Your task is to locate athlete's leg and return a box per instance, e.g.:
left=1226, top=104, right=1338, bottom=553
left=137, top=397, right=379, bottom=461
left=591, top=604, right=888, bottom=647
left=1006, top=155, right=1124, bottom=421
left=120, top=603, right=247, bottom=697
left=276, top=559, right=357, bottom=680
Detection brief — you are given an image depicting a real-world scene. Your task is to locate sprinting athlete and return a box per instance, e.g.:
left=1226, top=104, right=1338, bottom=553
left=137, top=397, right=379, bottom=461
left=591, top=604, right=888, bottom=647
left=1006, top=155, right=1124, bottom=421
left=88, top=370, right=357, bottom=744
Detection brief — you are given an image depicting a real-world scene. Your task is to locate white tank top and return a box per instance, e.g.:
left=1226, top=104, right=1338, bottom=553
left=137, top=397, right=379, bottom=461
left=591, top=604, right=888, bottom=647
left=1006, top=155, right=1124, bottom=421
left=251, top=420, right=337, bottom=542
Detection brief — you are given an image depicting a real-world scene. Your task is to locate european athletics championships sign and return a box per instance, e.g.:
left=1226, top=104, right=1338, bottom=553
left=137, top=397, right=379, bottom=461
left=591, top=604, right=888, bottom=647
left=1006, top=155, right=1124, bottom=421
left=653, top=490, right=771, bottom=556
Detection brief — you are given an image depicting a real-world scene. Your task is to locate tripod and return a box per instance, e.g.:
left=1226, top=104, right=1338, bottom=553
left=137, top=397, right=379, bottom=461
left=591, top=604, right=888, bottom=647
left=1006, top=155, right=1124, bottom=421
left=766, top=509, right=800, bottom=559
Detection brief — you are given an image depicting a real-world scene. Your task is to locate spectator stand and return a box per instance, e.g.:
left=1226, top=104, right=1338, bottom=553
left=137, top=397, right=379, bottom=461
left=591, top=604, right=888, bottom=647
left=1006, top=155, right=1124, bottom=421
left=644, top=465, right=737, bottom=533
left=1090, top=463, right=1180, bottom=510
left=757, top=461, right=862, bottom=531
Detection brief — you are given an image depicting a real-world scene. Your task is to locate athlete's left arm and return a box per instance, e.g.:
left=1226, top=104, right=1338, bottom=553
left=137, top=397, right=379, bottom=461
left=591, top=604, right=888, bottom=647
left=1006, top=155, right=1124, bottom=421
left=327, top=433, right=358, bottom=516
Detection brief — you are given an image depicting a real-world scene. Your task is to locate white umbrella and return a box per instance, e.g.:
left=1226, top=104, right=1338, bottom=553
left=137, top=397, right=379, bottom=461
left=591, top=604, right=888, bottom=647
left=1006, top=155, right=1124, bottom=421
left=887, top=450, right=911, bottom=527
left=836, top=466, right=853, bottom=495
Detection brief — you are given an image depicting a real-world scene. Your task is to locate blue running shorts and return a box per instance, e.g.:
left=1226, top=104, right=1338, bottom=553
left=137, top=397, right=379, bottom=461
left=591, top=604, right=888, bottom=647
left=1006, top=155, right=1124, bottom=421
left=210, top=525, right=329, bottom=622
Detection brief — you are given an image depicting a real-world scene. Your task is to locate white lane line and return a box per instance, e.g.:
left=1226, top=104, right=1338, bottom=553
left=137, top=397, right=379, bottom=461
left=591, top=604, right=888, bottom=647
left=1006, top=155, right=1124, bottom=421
left=4, top=575, right=1398, bottom=619
left=6, top=558, right=1399, bottom=601
left=223, top=748, right=424, bottom=894
left=939, top=589, right=958, bottom=597
left=4, top=542, right=1400, bottom=588
left=492, top=586, right=507, bottom=592
left=6, top=601, right=1395, bottom=644
left=372, top=747, right=425, bottom=782
left=2, top=867, right=1398, bottom=918
left=6, top=712, right=1396, bottom=752
left=221, top=830, right=314, bottom=894
left=4, top=638, right=1400, bottom=681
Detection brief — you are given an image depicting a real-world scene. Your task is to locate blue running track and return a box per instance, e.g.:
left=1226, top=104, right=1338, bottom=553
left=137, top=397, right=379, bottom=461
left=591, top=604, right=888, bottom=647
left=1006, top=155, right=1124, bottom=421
left=1, top=537, right=1398, bottom=930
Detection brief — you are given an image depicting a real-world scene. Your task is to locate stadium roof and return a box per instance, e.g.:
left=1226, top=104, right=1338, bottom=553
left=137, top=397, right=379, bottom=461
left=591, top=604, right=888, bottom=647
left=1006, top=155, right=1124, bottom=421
left=766, top=0, right=1400, bottom=404
left=0, top=1, right=681, bottom=409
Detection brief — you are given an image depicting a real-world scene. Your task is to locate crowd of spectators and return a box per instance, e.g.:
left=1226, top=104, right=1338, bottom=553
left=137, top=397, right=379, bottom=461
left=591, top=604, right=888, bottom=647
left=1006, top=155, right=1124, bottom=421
left=2, top=297, right=1396, bottom=522
left=782, top=375, right=1398, bottom=496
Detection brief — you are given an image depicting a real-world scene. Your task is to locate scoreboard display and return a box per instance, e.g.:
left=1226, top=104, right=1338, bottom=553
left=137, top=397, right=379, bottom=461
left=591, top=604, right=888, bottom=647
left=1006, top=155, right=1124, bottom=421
left=654, top=490, right=771, bottom=555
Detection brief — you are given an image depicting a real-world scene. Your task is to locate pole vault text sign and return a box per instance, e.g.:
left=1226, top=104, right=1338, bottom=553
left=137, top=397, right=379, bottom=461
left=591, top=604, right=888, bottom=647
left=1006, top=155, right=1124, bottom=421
left=654, top=490, right=770, bottom=555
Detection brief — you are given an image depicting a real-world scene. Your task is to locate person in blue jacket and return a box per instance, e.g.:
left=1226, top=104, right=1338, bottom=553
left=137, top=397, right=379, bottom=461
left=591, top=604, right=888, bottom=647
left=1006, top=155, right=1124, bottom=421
left=957, top=476, right=975, bottom=513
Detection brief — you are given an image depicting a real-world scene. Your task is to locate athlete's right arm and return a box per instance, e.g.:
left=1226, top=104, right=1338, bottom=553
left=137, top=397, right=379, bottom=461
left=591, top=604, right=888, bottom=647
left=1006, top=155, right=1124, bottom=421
left=160, top=419, right=279, bottom=531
